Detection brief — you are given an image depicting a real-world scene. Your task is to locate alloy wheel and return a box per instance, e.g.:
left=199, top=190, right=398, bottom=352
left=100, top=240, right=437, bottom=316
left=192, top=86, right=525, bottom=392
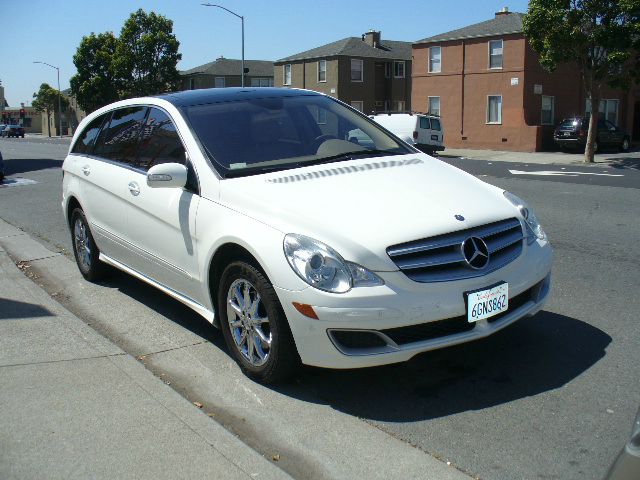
left=74, top=218, right=92, bottom=270
left=226, top=278, right=272, bottom=367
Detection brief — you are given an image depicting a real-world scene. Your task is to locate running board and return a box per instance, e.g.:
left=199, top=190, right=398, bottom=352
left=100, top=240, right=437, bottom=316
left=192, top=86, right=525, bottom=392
left=99, top=253, right=216, bottom=326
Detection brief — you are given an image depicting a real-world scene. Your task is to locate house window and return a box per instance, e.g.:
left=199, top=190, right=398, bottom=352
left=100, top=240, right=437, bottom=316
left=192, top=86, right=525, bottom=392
left=586, top=98, right=619, bottom=125
left=214, top=77, right=225, bottom=88
left=251, top=78, right=273, bottom=87
left=394, top=61, right=405, bottom=78
left=393, top=100, right=405, bottom=112
left=385, top=62, right=391, bottom=78
left=351, top=101, right=364, bottom=112
left=428, top=96, right=440, bottom=116
left=189, top=78, right=195, bottom=90
left=541, top=96, right=555, bottom=125
left=318, top=60, right=327, bottom=82
left=487, top=95, right=502, bottom=124
left=429, top=46, right=441, bottom=73
left=283, top=64, right=292, bottom=85
left=351, top=59, right=363, bottom=82
left=489, top=39, right=503, bottom=69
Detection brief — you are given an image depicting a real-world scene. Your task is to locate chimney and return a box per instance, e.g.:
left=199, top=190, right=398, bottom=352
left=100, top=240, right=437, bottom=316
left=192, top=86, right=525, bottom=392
left=495, top=6, right=510, bottom=17
left=363, top=30, right=381, bottom=48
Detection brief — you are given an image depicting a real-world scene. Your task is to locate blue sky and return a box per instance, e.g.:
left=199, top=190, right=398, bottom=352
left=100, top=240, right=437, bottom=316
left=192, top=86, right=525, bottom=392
left=1, top=0, right=530, bottom=107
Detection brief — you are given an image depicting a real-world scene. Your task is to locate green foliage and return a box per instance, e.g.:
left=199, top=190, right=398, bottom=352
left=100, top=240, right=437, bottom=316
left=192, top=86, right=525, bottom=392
left=69, top=9, right=182, bottom=113
left=523, top=0, right=639, bottom=92
left=69, top=32, right=120, bottom=114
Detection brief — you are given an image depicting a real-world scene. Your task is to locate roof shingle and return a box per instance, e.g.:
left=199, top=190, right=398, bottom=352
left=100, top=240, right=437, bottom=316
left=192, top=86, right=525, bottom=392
left=415, top=12, right=525, bottom=44
left=276, top=37, right=412, bottom=63
left=180, top=58, right=274, bottom=77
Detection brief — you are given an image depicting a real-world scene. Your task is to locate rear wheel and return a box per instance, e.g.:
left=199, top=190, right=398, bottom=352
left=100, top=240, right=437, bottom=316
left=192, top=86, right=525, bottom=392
left=70, top=208, right=107, bottom=281
left=218, top=261, right=300, bottom=384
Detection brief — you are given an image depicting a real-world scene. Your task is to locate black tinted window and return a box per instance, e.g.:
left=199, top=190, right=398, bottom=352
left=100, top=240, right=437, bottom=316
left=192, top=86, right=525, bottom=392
left=430, top=118, right=441, bottom=131
left=72, top=114, right=107, bottom=154
left=135, top=108, right=185, bottom=170
left=419, top=117, right=431, bottom=129
left=93, top=107, right=147, bottom=164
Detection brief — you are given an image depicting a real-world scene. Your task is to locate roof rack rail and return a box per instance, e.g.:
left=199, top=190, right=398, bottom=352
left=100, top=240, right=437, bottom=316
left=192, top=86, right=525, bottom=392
left=370, top=110, right=440, bottom=117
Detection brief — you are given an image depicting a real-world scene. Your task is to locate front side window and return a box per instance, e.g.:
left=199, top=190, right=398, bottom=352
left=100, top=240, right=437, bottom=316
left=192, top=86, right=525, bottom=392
left=351, top=59, right=363, bottom=82
left=72, top=114, right=108, bottom=154
left=215, top=77, right=225, bottom=88
left=541, top=96, right=554, bottom=125
left=428, top=96, right=440, bottom=116
left=429, top=46, right=441, bottom=73
left=318, top=60, right=327, bottom=82
left=93, top=106, right=148, bottom=164
left=135, top=107, right=186, bottom=170
left=487, top=95, right=502, bottom=124
left=394, top=61, right=405, bottom=78
left=489, top=39, right=503, bottom=69
left=184, top=94, right=410, bottom=177
left=283, top=64, right=292, bottom=85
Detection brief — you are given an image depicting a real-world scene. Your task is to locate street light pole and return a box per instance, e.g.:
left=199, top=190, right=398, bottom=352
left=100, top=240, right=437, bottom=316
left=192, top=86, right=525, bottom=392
left=33, top=61, right=62, bottom=138
left=201, top=4, right=245, bottom=87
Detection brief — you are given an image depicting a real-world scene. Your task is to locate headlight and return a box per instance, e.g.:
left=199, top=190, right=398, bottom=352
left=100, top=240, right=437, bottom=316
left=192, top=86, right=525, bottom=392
left=283, top=234, right=384, bottom=293
left=503, top=191, right=547, bottom=243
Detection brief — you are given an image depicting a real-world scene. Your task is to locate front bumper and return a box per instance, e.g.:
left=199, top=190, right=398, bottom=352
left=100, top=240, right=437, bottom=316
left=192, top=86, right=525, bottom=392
left=277, top=239, right=553, bottom=369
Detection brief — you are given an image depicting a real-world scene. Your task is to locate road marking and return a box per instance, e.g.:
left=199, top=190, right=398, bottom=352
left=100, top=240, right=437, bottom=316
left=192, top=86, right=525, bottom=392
left=509, top=169, right=623, bottom=177
left=0, top=178, right=38, bottom=188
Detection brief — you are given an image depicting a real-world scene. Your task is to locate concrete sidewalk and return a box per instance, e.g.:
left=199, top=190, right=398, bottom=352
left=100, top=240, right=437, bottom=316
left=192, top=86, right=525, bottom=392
left=0, top=221, right=290, bottom=479
left=439, top=147, right=640, bottom=165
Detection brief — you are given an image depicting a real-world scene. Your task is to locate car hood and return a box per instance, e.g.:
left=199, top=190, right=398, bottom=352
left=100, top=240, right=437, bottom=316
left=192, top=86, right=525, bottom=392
left=219, top=153, right=519, bottom=271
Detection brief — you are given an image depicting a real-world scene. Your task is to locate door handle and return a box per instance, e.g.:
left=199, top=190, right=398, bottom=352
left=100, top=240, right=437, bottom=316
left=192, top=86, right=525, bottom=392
left=128, top=181, right=140, bottom=196
left=82, top=166, right=91, bottom=176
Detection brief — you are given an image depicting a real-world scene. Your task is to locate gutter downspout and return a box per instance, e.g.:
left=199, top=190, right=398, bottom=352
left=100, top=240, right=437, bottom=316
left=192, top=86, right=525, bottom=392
left=461, top=39, right=466, bottom=136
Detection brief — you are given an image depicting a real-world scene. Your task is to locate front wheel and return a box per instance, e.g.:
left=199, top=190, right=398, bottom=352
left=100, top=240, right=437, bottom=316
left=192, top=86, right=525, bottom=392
left=218, top=261, right=300, bottom=384
left=70, top=208, right=107, bottom=281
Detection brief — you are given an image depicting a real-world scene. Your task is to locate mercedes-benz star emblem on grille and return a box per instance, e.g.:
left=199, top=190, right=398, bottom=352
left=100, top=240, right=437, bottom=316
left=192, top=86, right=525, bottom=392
left=455, top=214, right=465, bottom=221
left=461, top=236, right=490, bottom=269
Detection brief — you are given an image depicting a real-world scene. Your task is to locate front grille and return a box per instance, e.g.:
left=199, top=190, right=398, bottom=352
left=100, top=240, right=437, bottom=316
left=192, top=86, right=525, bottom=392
left=387, top=218, right=524, bottom=283
left=381, top=285, right=536, bottom=346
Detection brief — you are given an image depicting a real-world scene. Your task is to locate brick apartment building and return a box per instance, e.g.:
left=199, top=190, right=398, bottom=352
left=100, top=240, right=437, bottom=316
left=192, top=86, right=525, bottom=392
left=412, top=8, right=639, bottom=151
left=275, top=30, right=411, bottom=114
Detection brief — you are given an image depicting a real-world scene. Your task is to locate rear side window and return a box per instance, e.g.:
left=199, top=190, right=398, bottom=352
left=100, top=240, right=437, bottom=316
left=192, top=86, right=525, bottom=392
left=430, top=118, right=441, bottom=131
left=72, top=114, right=107, bottom=154
left=419, top=116, right=431, bottom=129
left=93, top=106, right=148, bottom=164
left=135, top=107, right=186, bottom=170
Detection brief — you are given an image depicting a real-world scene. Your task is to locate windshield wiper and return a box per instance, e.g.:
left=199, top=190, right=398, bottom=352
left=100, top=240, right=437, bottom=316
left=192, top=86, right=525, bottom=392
left=224, top=164, right=300, bottom=178
left=302, top=149, right=402, bottom=167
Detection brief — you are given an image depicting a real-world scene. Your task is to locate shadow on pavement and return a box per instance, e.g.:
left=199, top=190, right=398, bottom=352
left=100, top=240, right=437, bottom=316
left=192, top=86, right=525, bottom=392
left=274, top=311, right=611, bottom=422
left=4, top=158, right=63, bottom=175
left=603, top=157, right=640, bottom=170
left=0, top=297, right=54, bottom=320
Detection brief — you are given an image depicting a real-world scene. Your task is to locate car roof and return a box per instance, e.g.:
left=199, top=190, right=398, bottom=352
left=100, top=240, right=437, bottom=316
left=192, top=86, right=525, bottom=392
left=155, top=87, right=323, bottom=107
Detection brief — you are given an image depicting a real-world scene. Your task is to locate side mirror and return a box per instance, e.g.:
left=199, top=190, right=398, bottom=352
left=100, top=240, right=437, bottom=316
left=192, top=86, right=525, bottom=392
left=147, top=163, right=188, bottom=189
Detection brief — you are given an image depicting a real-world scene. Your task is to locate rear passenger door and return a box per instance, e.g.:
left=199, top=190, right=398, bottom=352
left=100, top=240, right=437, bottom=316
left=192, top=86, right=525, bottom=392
left=122, top=106, right=202, bottom=301
left=74, top=107, right=148, bottom=263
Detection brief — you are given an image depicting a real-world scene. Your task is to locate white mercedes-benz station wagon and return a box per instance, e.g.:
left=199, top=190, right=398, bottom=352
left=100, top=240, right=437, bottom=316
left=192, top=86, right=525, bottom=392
left=62, top=88, right=552, bottom=383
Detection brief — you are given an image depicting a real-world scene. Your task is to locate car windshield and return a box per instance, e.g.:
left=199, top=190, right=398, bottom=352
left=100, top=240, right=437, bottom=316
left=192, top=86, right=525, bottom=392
left=183, top=94, right=412, bottom=177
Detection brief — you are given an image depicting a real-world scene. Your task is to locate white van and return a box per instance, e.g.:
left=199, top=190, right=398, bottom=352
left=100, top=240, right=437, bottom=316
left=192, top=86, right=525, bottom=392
left=370, top=112, right=444, bottom=153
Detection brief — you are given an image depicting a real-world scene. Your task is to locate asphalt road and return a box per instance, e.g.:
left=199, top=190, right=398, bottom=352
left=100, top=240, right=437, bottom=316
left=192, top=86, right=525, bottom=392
left=1, top=138, right=639, bottom=480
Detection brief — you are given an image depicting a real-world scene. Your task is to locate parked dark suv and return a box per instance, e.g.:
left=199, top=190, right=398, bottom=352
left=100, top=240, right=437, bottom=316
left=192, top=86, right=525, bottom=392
left=554, top=116, right=630, bottom=152
left=1, top=125, right=25, bottom=138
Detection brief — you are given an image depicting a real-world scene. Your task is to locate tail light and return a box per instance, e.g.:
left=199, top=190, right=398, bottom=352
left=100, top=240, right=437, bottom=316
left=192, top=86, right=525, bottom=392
left=413, top=131, right=418, bottom=140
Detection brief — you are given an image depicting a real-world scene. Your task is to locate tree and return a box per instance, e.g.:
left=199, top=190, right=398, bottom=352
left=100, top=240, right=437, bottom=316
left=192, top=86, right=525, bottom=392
left=69, top=32, right=121, bottom=113
left=32, top=83, right=69, bottom=137
left=114, top=9, right=182, bottom=98
left=523, top=0, right=639, bottom=163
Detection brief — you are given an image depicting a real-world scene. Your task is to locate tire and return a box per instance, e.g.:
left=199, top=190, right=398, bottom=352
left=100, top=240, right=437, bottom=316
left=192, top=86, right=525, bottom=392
left=620, top=137, right=630, bottom=152
left=70, top=208, right=107, bottom=281
left=218, top=261, right=300, bottom=384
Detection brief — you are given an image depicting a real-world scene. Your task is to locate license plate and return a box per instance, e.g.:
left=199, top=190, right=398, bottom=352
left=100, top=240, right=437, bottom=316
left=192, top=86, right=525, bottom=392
left=466, top=283, right=508, bottom=322
left=563, top=131, right=570, bottom=136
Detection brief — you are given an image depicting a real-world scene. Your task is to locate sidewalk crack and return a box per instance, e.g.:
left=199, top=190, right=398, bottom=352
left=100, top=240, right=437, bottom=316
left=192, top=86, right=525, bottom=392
left=0, top=352, right=126, bottom=369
